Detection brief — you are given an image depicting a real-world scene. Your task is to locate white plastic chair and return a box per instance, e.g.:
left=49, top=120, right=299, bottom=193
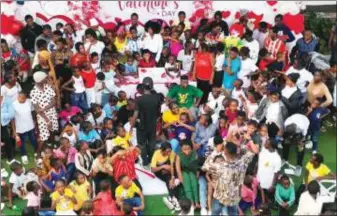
left=318, top=179, right=336, bottom=203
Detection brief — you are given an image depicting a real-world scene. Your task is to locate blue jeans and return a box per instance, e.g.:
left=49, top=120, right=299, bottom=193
left=66, top=163, right=76, bottom=182
left=71, top=92, right=88, bottom=111
left=38, top=210, right=55, bottom=216
left=101, top=93, right=111, bottom=107
left=19, top=129, right=38, bottom=156
left=310, top=129, right=320, bottom=151
left=197, top=144, right=206, bottom=157
left=199, top=176, right=207, bottom=209
left=170, top=139, right=180, bottom=154
left=212, top=198, right=239, bottom=216
left=124, top=197, right=143, bottom=216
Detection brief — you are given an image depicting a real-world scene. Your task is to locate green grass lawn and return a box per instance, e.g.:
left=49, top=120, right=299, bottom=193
left=1, top=128, right=336, bottom=215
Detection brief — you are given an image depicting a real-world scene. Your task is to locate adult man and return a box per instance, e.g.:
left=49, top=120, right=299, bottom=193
left=173, top=11, right=191, bottom=31
left=290, top=29, right=319, bottom=61
left=253, top=21, right=269, bottom=49
left=242, top=29, right=260, bottom=64
left=166, top=75, right=203, bottom=119
left=34, top=25, right=52, bottom=53
left=126, top=13, right=144, bottom=37
left=282, top=113, right=310, bottom=176
left=209, top=11, right=229, bottom=36
left=20, top=15, right=43, bottom=54
left=130, top=77, right=161, bottom=166
left=202, top=142, right=257, bottom=215
left=264, top=26, right=286, bottom=61
left=274, top=14, right=295, bottom=43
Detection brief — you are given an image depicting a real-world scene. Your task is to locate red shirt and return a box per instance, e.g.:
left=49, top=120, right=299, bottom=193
left=264, top=37, right=286, bottom=60
left=80, top=69, right=96, bottom=88
left=112, top=149, right=138, bottom=183
left=138, top=59, right=156, bottom=68
left=225, top=109, right=238, bottom=123
left=258, top=58, right=273, bottom=71
left=195, top=52, right=213, bottom=80
left=93, top=191, right=120, bottom=215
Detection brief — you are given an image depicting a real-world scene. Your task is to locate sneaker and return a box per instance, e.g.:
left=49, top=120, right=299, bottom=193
left=321, top=126, right=327, bottom=132
left=324, top=120, right=334, bottom=127
left=295, top=166, right=302, bottom=176
left=312, top=150, right=317, bottom=154
left=172, top=196, right=181, bottom=211
left=200, top=208, right=208, bottom=215
left=277, top=143, right=283, bottom=149
left=162, top=196, right=174, bottom=210
left=305, top=141, right=313, bottom=149
left=21, top=155, right=29, bottom=165
left=1, top=203, right=5, bottom=211
left=6, top=159, right=18, bottom=165
left=281, top=160, right=288, bottom=167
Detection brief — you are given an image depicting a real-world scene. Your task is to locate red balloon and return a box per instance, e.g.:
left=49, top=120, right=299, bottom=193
left=10, top=20, right=24, bottom=36
left=0, top=14, right=23, bottom=36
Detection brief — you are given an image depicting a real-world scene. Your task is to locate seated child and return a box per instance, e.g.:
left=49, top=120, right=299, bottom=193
left=93, top=179, right=119, bottom=215
left=61, top=123, right=78, bottom=147
left=103, top=95, right=119, bottom=119
left=275, top=175, right=295, bottom=216
left=90, top=52, right=100, bottom=74
left=25, top=181, right=42, bottom=210
left=8, top=162, right=26, bottom=209
left=116, top=175, right=145, bottom=216
left=124, top=56, right=138, bottom=75
left=101, top=117, right=116, bottom=141
left=51, top=179, right=77, bottom=215
left=79, top=200, right=93, bottom=216
left=117, top=91, right=128, bottom=109
left=178, top=199, right=194, bottom=216
left=165, top=55, right=180, bottom=79
left=41, top=158, right=67, bottom=192
left=69, top=172, right=92, bottom=211
left=112, top=126, right=132, bottom=149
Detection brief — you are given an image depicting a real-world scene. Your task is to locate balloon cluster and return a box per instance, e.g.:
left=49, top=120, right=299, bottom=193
left=0, top=14, right=24, bottom=36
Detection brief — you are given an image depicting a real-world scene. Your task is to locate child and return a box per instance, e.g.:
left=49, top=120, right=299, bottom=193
left=157, top=47, right=170, bottom=67
left=69, top=172, right=92, bottom=211
left=8, top=162, right=26, bottom=209
left=135, top=84, right=144, bottom=98
left=257, top=48, right=273, bottom=72
left=231, top=79, right=246, bottom=109
left=51, top=179, right=77, bottom=215
left=242, top=91, right=260, bottom=120
left=90, top=52, right=100, bottom=74
left=113, top=126, right=132, bottom=149
left=239, top=174, right=265, bottom=215
left=58, top=103, right=82, bottom=127
left=117, top=91, right=128, bottom=109
left=124, top=115, right=138, bottom=148
left=103, top=95, right=119, bottom=120
left=121, top=203, right=137, bottom=216
left=217, top=116, right=229, bottom=139
left=124, top=56, right=138, bottom=75
left=95, top=72, right=105, bottom=105
left=25, top=181, right=42, bottom=210
left=80, top=60, right=97, bottom=107
left=258, top=124, right=269, bottom=150
left=101, top=61, right=116, bottom=106
left=227, top=111, right=247, bottom=145
left=275, top=175, right=295, bottom=216
left=206, top=155, right=225, bottom=214
left=61, top=123, right=78, bottom=147
left=138, top=49, right=156, bottom=68
left=306, top=98, right=330, bottom=154
left=101, top=117, right=115, bottom=141
left=93, top=179, right=119, bottom=215
left=87, top=103, right=107, bottom=129
left=116, top=175, right=145, bottom=216
left=169, top=31, right=183, bottom=57
left=62, top=67, right=88, bottom=112
left=225, top=99, right=239, bottom=123
left=79, top=200, right=93, bottom=216
left=178, top=199, right=194, bottom=216
left=126, top=26, right=140, bottom=55
left=42, top=158, right=67, bottom=192
left=165, top=55, right=180, bottom=79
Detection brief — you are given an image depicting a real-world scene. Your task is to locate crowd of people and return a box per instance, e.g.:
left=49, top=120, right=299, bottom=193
left=1, top=9, right=337, bottom=216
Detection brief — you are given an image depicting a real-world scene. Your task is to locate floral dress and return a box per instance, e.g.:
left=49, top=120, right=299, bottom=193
left=30, top=84, right=59, bottom=141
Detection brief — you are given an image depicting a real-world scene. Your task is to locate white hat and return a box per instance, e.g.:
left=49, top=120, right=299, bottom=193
left=33, top=71, right=48, bottom=83
left=89, top=18, right=99, bottom=27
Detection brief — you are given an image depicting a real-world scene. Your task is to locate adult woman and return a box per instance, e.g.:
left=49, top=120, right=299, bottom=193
left=281, top=73, right=303, bottom=116
left=176, top=140, right=200, bottom=209
left=70, top=42, right=89, bottom=68
left=192, top=43, right=214, bottom=104
left=193, top=114, right=217, bottom=157
left=307, top=71, right=333, bottom=108
left=141, top=21, right=163, bottom=63
left=0, top=95, right=15, bottom=164
left=84, top=29, right=105, bottom=61
left=151, top=142, right=180, bottom=211
left=74, top=141, right=94, bottom=178
left=0, top=72, right=22, bottom=104
left=12, top=92, right=38, bottom=164
left=295, top=180, right=323, bottom=216
left=30, top=71, right=59, bottom=151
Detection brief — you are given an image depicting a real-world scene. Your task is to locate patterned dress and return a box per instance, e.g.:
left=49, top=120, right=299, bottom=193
left=30, top=84, right=59, bottom=141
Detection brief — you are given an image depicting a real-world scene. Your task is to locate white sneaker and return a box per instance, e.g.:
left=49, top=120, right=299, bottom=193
left=21, top=155, right=29, bottom=165
left=281, top=160, right=288, bottom=167
left=305, top=141, right=313, bottom=149
left=172, top=196, right=181, bottom=211
left=6, top=159, right=18, bottom=165
left=277, top=143, right=283, bottom=149
left=1, top=169, right=8, bottom=178
left=1, top=203, right=5, bottom=210
left=208, top=211, right=212, bottom=215
left=200, top=208, right=208, bottom=215
left=312, top=150, right=317, bottom=155
left=163, top=196, right=174, bottom=210
left=295, top=166, right=302, bottom=176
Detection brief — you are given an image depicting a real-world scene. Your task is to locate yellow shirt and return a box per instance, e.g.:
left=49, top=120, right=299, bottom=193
left=113, top=133, right=131, bottom=149
left=114, top=38, right=128, bottom=54
left=151, top=149, right=175, bottom=168
left=117, top=100, right=127, bottom=108
left=69, top=180, right=90, bottom=211
left=162, top=109, right=181, bottom=124
left=115, top=182, right=140, bottom=199
left=305, top=162, right=331, bottom=183
left=51, top=188, right=75, bottom=212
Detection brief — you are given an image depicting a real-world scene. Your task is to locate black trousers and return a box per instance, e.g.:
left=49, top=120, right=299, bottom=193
left=213, top=71, right=224, bottom=88
left=155, top=168, right=178, bottom=198
left=137, top=128, right=157, bottom=166
left=197, top=79, right=211, bottom=105
left=1, top=125, right=15, bottom=161
left=279, top=204, right=290, bottom=216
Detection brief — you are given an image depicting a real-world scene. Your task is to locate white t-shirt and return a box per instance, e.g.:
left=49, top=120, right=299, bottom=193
left=207, top=93, right=225, bottom=116
left=177, top=50, right=194, bottom=72
left=84, top=41, right=105, bottom=60
left=231, top=88, right=246, bottom=109
left=73, top=76, right=85, bottom=94
left=285, top=66, right=313, bottom=93
left=62, top=132, right=77, bottom=146
left=266, top=102, right=280, bottom=125
left=91, top=62, right=100, bottom=74
left=242, top=39, right=260, bottom=64
left=294, top=191, right=323, bottom=216
left=284, top=114, right=310, bottom=136
left=253, top=29, right=268, bottom=49
left=238, top=58, right=258, bottom=89
left=214, top=53, right=225, bottom=71
left=140, top=33, right=163, bottom=62
left=12, top=99, right=35, bottom=134
left=246, top=101, right=258, bottom=120
left=281, top=85, right=297, bottom=99
left=9, top=172, right=26, bottom=195
left=257, top=148, right=281, bottom=189
left=1, top=83, right=22, bottom=104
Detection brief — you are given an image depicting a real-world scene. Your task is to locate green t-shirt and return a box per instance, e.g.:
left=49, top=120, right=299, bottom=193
left=167, top=85, right=203, bottom=108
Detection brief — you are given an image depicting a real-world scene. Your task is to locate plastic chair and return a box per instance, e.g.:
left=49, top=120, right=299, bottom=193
left=318, top=179, right=337, bottom=204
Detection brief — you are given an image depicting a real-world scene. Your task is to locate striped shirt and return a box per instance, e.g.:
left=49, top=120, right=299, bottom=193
left=264, top=37, right=286, bottom=60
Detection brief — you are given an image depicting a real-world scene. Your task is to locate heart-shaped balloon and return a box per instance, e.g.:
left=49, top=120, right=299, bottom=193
left=267, top=1, right=278, bottom=6
left=222, top=11, right=231, bottom=19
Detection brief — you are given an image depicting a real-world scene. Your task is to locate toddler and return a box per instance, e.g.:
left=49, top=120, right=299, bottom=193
left=69, top=172, right=92, bottom=211
left=117, top=91, right=128, bottom=109
left=165, top=55, right=180, bottom=79
left=113, top=126, right=132, bottom=149
left=51, top=179, right=77, bottom=215
left=8, top=162, right=26, bottom=209
left=93, top=179, right=119, bottom=215
left=124, top=56, right=138, bottom=75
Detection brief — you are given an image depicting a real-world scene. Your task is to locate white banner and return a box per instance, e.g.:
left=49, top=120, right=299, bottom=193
left=138, top=68, right=181, bottom=84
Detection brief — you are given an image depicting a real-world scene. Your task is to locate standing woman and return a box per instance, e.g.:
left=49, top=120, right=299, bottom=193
left=213, top=42, right=225, bottom=89
left=193, top=43, right=215, bottom=104
left=30, top=71, right=59, bottom=154
left=1, top=95, right=15, bottom=164
left=140, top=21, right=163, bottom=63
left=0, top=72, right=22, bottom=104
